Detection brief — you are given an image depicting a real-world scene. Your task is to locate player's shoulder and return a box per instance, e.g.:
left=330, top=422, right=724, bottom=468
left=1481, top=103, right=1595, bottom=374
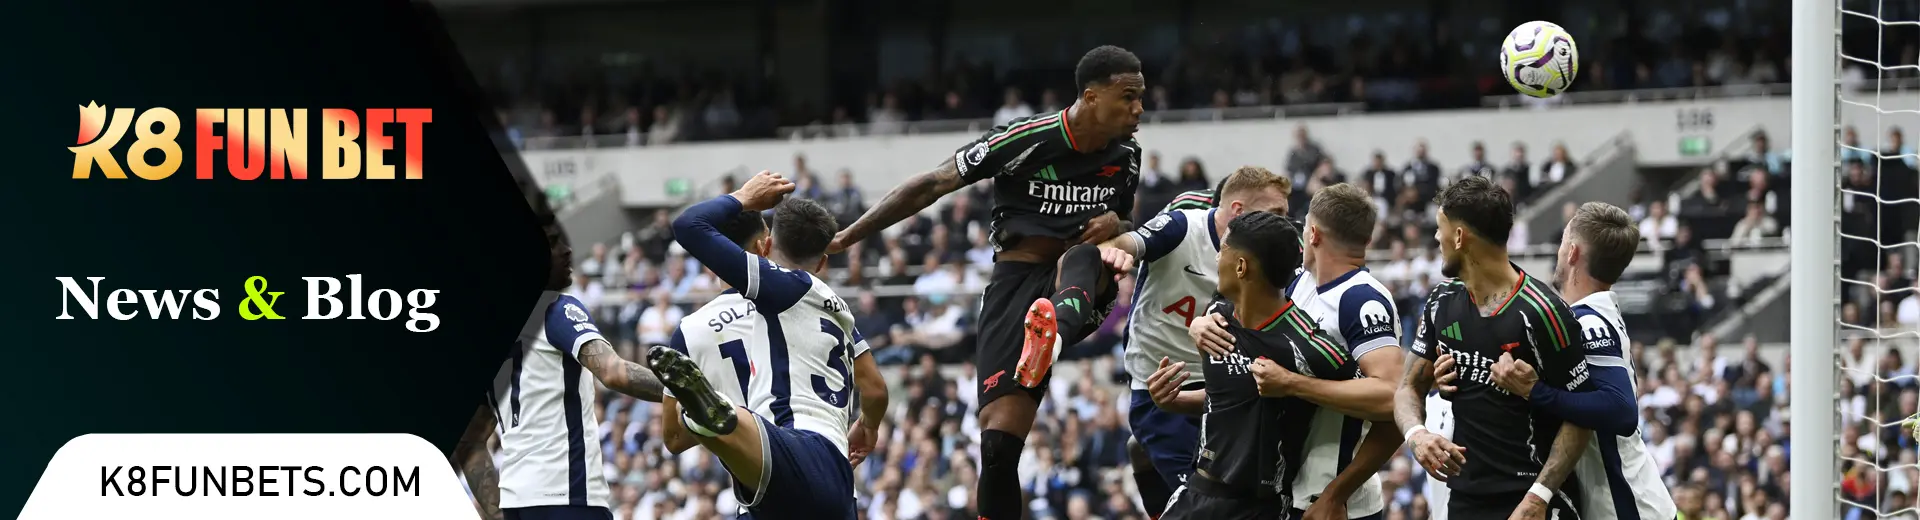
left=801, top=276, right=852, bottom=313
left=1519, top=274, right=1568, bottom=304
left=1425, top=278, right=1467, bottom=301
left=545, top=293, right=593, bottom=324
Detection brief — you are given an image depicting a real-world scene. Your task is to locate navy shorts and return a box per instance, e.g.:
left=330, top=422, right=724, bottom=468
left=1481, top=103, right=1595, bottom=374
left=1129, top=388, right=1202, bottom=489
left=503, top=506, right=612, bottom=520
left=728, top=414, right=857, bottom=520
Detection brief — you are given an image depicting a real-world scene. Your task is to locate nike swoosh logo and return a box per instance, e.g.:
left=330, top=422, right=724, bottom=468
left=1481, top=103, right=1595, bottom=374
left=1183, top=265, right=1206, bottom=277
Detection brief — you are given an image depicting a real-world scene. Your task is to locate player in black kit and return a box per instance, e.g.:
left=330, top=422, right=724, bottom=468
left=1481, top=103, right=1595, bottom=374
left=1391, top=176, right=1593, bottom=520
left=825, top=45, right=1144, bottom=520
left=1151, top=211, right=1358, bottom=520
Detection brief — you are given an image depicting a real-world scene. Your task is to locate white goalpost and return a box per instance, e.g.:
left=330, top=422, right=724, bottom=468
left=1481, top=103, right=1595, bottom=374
left=1789, top=0, right=1837, bottom=519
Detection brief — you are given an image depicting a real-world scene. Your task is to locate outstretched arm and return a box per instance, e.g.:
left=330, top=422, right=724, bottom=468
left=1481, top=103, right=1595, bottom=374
left=1506, top=364, right=1639, bottom=436
left=454, top=405, right=501, bottom=520
left=1265, top=348, right=1403, bottom=421
left=831, top=160, right=969, bottom=252
left=545, top=294, right=664, bottom=402
left=577, top=339, right=665, bottom=402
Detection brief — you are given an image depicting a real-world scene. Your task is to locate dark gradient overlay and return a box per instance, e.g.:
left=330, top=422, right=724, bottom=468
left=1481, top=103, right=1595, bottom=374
left=0, top=1, right=547, bottom=515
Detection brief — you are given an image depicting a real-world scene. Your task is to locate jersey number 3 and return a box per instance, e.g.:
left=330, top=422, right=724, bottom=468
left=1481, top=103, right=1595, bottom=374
left=812, top=318, right=854, bottom=409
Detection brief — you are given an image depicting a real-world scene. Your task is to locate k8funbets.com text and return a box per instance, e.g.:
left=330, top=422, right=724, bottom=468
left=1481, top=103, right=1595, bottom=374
left=61, top=103, right=442, bottom=332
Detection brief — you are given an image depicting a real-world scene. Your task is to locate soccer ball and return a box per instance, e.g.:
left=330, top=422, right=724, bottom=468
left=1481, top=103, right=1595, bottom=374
left=1500, top=21, right=1579, bottom=98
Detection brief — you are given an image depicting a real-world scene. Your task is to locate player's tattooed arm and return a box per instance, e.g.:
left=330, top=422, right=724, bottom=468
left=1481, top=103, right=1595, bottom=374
left=830, top=159, right=967, bottom=253
left=577, top=339, right=665, bottom=402
left=1392, top=354, right=1435, bottom=434
left=454, top=405, right=502, bottom=520
left=1536, top=422, right=1592, bottom=494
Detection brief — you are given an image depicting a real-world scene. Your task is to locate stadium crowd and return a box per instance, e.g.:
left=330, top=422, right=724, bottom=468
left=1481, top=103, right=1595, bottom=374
left=506, top=115, right=1920, bottom=520
left=476, top=0, right=1843, bottom=150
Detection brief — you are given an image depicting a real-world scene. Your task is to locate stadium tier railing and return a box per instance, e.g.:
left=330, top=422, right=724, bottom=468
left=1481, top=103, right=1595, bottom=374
left=1479, top=83, right=1794, bottom=109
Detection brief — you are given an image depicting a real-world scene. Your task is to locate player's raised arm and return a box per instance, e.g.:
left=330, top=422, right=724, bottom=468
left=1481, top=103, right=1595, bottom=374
left=546, top=295, right=665, bottom=402
left=454, top=404, right=502, bottom=520
left=672, top=171, right=817, bottom=312
left=829, top=159, right=971, bottom=254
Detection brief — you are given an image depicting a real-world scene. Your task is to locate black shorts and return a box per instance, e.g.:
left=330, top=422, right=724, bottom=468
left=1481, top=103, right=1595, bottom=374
left=504, top=506, right=613, bottom=520
left=1451, top=490, right=1582, bottom=520
left=1160, top=486, right=1288, bottom=520
left=975, top=259, right=1114, bottom=406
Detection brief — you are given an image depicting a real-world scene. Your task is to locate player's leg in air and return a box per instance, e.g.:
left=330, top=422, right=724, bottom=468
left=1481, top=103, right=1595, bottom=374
left=825, top=44, right=1145, bottom=520
left=1018, top=242, right=1123, bottom=386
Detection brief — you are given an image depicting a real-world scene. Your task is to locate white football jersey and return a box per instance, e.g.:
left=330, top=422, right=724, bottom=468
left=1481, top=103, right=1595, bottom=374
left=1123, top=208, right=1220, bottom=390
left=1569, top=291, right=1677, bottom=520
left=488, top=291, right=611, bottom=509
left=1283, top=268, right=1399, bottom=517
left=667, top=290, right=758, bottom=409
left=1424, top=391, right=1454, bottom=520
left=736, top=253, right=871, bottom=457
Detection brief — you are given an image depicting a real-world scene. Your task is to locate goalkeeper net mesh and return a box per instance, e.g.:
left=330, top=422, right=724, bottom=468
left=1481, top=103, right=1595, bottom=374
left=1836, top=0, right=1920, bottom=517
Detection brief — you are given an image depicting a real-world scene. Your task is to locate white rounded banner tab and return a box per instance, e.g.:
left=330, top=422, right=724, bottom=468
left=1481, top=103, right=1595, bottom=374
left=20, top=434, right=479, bottom=520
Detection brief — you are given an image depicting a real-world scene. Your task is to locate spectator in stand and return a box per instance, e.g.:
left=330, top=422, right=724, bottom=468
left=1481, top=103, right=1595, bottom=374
left=870, top=92, right=908, bottom=135
left=1459, top=140, right=1495, bottom=181
left=993, top=87, right=1035, bottom=127
left=1175, top=157, right=1210, bottom=192
left=1899, top=276, right=1920, bottom=327
left=1286, top=124, right=1326, bottom=180
left=1642, top=199, right=1680, bottom=250
left=635, top=287, right=681, bottom=349
left=1136, top=151, right=1182, bottom=222
left=1749, top=131, right=1787, bottom=176
left=1361, top=150, right=1399, bottom=205
left=1665, top=224, right=1706, bottom=277
left=1402, top=138, right=1441, bottom=206
left=1537, top=141, right=1577, bottom=191
left=1502, top=141, right=1536, bottom=201
left=1688, top=167, right=1734, bottom=217
left=1728, top=199, right=1781, bottom=247
left=1881, top=127, right=1920, bottom=238
left=647, top=105, right=680, bottom=145
left=1843, top=158, right=1882, bottom=278
left=1843, top=125, right=1873, bottom=164
left=826, top=169, right=866, bottom=227
left=621, top=107, right=644, bottom=147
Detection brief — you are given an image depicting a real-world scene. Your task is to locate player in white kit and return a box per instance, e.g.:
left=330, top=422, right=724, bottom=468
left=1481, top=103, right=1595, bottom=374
left=649, top=171, right=889, bottom=520
left=1189, top=184, right=1402, bottom=520
left=455, top=217, right=670, bottom=520
left=1435, top=202, right=1676, bottom=520
left=658, top=210, right=767, bottom=456
left=1095, top=166, right=1290, bottom=516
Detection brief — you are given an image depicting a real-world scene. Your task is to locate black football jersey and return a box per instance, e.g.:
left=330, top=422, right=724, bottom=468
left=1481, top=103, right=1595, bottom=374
left=951, top=110, right=1140, bottom=251
left=1192, top=298, right=1359, bottom=500
left=1407, top=265, right=1594, bottom=497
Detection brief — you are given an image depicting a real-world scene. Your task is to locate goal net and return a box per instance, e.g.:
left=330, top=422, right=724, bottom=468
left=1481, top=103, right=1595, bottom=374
left=1822, top=0, right=1920, bottom=519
